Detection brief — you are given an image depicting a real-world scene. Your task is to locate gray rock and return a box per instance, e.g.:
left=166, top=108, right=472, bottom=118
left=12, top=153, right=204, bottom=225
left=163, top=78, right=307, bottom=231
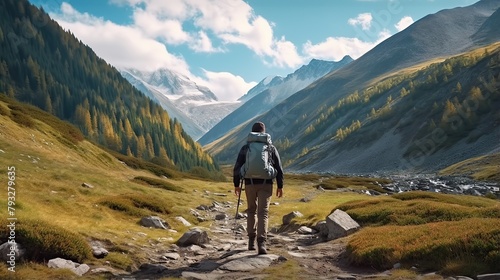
left=0, top=242, right=25, bottom=261
left=175, top=216, right=192, bottom=226
left=140, top=216, right=169, bottom=229
left=92, top=246, right=109, bottom=258
left=215, top=213, right=228, bottom=220
left=326, top=209, right=360, bottom=240
left=312, top=220, right=329, bottom=237
left=219, top=253, right=280, bottom=272
left=177, top=228, right=209, bottom=247
left=47, top=258, right=89, bottom=276
left=297, top=226, right=316, bottom=234
left=162, top=252, right=180, bottom=260
left=81, top=182, right=94, bottom=188
left=282, top=211, right=303, bottom=225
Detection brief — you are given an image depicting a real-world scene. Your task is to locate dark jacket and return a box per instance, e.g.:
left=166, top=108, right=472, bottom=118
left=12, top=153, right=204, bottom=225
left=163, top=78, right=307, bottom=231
left=233, top=136, right=284, bottom=189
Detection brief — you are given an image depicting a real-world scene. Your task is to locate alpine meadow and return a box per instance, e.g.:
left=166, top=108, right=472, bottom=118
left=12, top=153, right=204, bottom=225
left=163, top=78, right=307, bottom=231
left=0, top=0, right=499, bottom=280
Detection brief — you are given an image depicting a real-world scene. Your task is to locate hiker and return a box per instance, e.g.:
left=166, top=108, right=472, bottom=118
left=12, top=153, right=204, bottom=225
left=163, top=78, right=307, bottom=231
left=233, top=121, right=284, bottom=254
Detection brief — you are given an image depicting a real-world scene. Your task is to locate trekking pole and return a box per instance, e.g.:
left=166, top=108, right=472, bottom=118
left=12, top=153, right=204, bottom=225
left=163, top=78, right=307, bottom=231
left=234, top=178, right=244, bottom=238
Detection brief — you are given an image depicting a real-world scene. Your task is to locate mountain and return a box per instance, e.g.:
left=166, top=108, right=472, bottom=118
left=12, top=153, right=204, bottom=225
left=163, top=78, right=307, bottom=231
left=0, top=0, right=218, bottom=172
left=121, top=68, right=240, bottom=140
left=238, top=76, right=284, bottom=103
left=205, top=0, right=500, bottom=175
left=198, top=56, right=353, bottom=145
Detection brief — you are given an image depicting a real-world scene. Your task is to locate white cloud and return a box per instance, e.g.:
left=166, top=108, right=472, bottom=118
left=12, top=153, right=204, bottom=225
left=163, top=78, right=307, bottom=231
left=395, top=16, right=414, bottom=32
left=196, top=70, right=257, bottom=101
left=121, top=0, right=302, bottom=69
left=348, top=13, right=373, bottom=31
left=302, top=30, right=391, bottom=61
left=54, top=3, right=190, bottom=74
left=133, top=10, right=190, bottom=45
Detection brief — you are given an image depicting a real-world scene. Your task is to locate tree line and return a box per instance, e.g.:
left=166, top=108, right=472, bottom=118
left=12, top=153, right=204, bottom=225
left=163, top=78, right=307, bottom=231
left=0, top=0, right=218, bottom=172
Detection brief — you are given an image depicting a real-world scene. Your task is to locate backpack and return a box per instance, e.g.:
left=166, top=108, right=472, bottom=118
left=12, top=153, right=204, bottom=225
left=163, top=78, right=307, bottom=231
left=240, top=132, right=277, bottom=179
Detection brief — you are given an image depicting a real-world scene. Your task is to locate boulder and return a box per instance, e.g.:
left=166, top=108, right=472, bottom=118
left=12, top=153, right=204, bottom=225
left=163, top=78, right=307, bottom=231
left=282, top=211, right=303, bottom=225
left=326, top=209, right=360, bottom=240
left=140, top=216, right=169, bottom=229
left=175, top=216, right=192, bottom=227
left=47, top=258, right=90, bottom=276
left=312, top=220, right=329, bottom=237
left=176, top=228, right=209, bottom=247
left=0, top=242, right=25, bottom=261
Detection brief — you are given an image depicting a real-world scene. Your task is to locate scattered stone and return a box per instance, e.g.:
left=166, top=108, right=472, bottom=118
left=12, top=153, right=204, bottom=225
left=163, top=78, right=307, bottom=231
left=175, top=216, right=192, bottom=227
left=271, top=202, right=280, bottom=206
left=299, top=197, right=311, bottom=202
left=213, top=193, right=227, bottom=197
left=215, top=213, right=227, bottom=220
left=177, top=228, right=209, bottom=247
left=297, top=226, right=316, bottom=234
left=393, top=262, right=401, bottom=269
left=326, top=209, right=360, bottom=240
left=47, top=258, right=90, bottom=276
left=196, top=204, right=212, bottom=211
left=81, top=182, right=94, bottom=188
left=282, top=211, right=303, bottom=225
left=162, top=252, right=180, bottom=260
left=0, top=242, right=25, bottom=261
left=140, top=216, right=169, bottom=229
left=92, top=246, right=109, bottom=259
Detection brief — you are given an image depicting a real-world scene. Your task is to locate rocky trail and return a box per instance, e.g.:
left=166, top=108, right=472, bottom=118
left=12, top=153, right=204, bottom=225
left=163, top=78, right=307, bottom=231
left=107, top=194, right=392, bottom=280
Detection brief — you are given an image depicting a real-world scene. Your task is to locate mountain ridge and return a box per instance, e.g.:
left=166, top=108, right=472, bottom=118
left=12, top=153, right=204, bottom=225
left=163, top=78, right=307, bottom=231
left=0, top=0, right=217, bottom=171
left=120, top=67, right=240, bottom=140
left=205, top=0, right=500, bottom=176
left=199, top=56, right=354, bottom=145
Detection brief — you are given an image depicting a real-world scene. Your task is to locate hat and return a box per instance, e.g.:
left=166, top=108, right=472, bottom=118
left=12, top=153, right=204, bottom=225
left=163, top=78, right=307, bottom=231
left=251, top=122, right=265, bottom=133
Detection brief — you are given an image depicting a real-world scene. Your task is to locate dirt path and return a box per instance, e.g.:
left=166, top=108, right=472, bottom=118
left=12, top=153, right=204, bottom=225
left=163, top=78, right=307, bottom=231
left=116, top=196, right=389, bottom=280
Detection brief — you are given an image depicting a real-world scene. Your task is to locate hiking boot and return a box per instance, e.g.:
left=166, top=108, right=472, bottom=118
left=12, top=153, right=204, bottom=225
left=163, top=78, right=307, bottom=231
left=257, top=238, right=267, bottom=255
left=248, top=237, right=255, bottom=251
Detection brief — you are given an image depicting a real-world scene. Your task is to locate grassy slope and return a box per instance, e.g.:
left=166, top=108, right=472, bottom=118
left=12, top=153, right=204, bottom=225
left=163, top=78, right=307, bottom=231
left=1, top=97, right=498, bottom=279
left=439, top=152, right=500, bottom=182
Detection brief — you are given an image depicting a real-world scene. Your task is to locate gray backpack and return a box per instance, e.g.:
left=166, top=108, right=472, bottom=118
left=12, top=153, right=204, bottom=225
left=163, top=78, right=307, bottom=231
left=240, top=132, right=277, bottom=179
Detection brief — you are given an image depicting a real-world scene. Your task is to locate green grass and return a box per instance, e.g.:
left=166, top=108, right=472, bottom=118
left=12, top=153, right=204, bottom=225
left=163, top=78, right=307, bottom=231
left=347, top=218, right=500, bottom=275
left=132, top=176, right=184, bottom=192
left=0, top=97, right=499, bottom=278
left=439, top=152, right=500, bottom=182
left=336, top=191, right=500, bottom=226
left=0, top=219, right=92, bottom=263
left=336, top=191, right=500, bottom=276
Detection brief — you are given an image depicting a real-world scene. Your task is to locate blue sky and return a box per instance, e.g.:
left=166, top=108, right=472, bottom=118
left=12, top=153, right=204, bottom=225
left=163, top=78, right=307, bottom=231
left=29, top=0, right=478, bottom=101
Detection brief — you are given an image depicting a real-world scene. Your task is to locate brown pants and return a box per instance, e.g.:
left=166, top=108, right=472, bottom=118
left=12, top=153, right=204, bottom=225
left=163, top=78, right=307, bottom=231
left=245, top=183, right=273, bottom=240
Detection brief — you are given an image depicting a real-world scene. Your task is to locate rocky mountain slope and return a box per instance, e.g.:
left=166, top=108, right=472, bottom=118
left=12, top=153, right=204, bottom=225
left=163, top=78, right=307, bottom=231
left=199, top=56, right=353, bottom=145
left=205, top=0, right=500, bottom=176
left=121, top=68, right=240, bottom=140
